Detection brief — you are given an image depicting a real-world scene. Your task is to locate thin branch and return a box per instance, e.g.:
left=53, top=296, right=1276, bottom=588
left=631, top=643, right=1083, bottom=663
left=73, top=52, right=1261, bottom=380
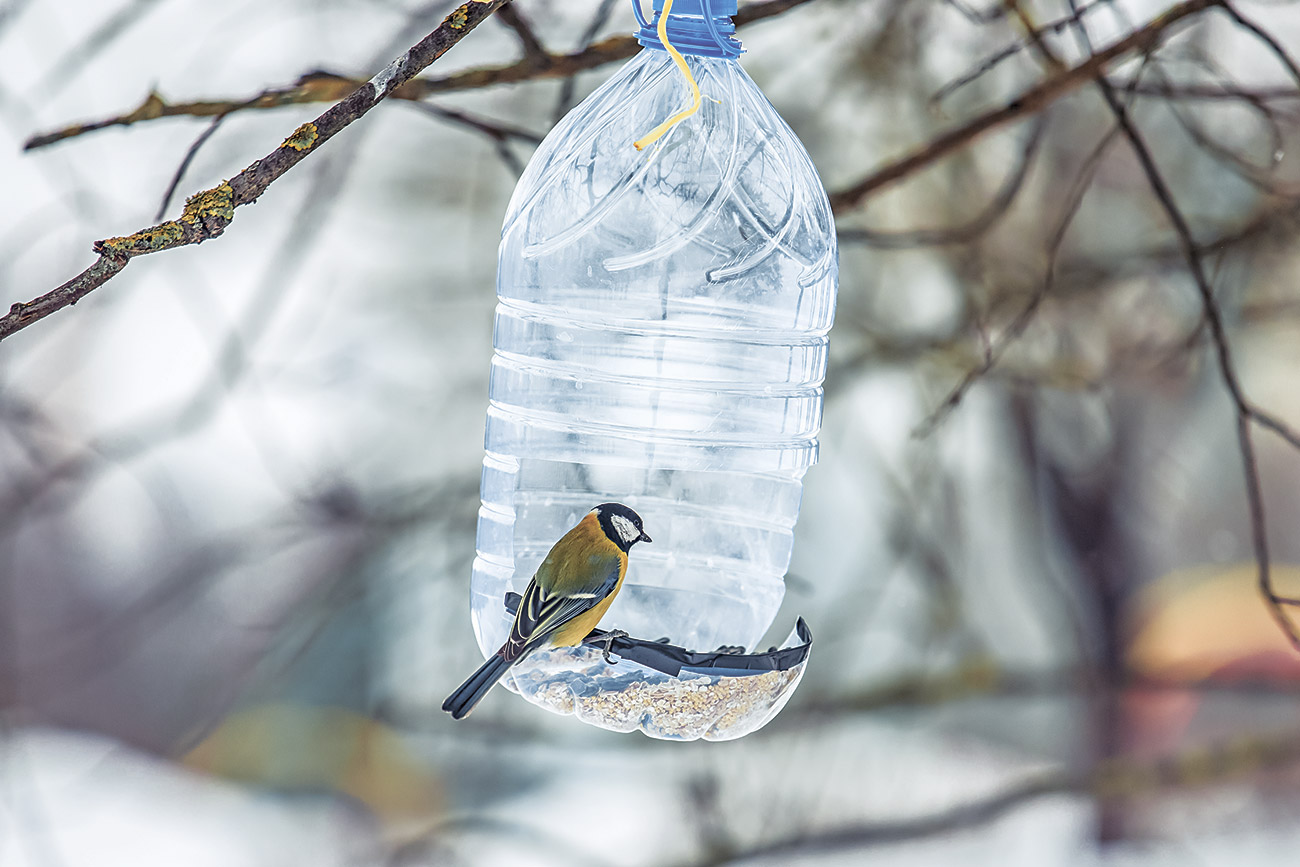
left=1124, top=82, right=1300, bottom=101
left=22, top=74, right=403, bottom=152
left=401, top=100, right=541, bottom=175
left=36, top=0, right=166, bottom=98
left=1164, top=99, right=1299, bottom=197
left=0, top=0, right=511, bottom=343
left=1005, top=0, right=1067, bottom=71
left=1074, top=6, right=1300, bottom=650
left=494, top=1, right=548, bottom=65
left=944, top=0, right=1010, bottom=25
left=155, top=113, right=227, bottom=221
left=1218, top=1, right=1300, bottom=91
left=22, top=0, right=824, bottom=152
left=790, top=664, right=1300, bottom=721
left=1135, top=52, right=1297, bottom=198
left=839, top=114, right=1047, bottom=248
left=930, top=1, right=1111, bottom=106
left=1250, top=407, right=1300, bottom=452
left=914, top=111, right=1128, bottom=436
left=2, top=255, right=130, bottom=334
left=400, top=100, right=542, bottom=145
left=710, top=775, right=1072, bottom=863
left=828, top=0, right=1219, bottom=214
left=0, top=0, right=37, bottom=40
left=555, top=0, right=620, bottom=122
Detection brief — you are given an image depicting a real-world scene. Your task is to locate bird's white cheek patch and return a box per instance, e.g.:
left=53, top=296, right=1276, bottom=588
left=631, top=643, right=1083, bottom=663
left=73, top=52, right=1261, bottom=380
left=611, top=514, right=639, bottom=544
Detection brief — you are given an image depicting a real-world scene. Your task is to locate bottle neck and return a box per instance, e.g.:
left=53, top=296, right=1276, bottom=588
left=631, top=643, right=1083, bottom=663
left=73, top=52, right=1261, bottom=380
left=633, top=0, right=743, bottom=59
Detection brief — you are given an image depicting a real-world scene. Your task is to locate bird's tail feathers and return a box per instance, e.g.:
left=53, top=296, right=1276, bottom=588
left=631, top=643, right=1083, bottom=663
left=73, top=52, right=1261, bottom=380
left=442, top=653, right=513, bottom=720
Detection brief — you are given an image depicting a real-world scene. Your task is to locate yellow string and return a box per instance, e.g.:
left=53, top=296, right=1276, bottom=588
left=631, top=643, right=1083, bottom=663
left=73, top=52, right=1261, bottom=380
left=633, top=0, right=702, bottom=152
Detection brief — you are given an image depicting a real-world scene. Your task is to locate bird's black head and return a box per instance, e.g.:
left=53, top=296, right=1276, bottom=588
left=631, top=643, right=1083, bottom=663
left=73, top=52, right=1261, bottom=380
left=594, top=503, right=651, bottom=553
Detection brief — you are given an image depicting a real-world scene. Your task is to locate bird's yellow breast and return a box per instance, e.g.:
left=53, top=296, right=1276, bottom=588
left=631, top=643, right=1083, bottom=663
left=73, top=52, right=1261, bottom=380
left=541, top=512, right=629, bottom=647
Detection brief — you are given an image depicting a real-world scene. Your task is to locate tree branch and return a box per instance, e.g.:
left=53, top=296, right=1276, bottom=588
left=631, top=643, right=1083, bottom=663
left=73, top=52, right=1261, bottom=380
left=1218, top=1, right=1300, bottom=90
left=790, top=664, right=1300, bottom=721
left=22, top=76, right=375, bottom=151
left=494, top=1, right=548, bottom=65
left=555, top=0, right=620, bottom=122
left=0, top=0, right=510, bottom=343
left=913, top=110, right=1128, bottom=436
left=838, top=114, right=1047, bottom=249
left=155, top=114, right=228, bottom=221
left=22, top=0, right=825, bottom=152
left=828, top=0, right=1219, bottom=213
left=1068, top=5, right=1300, bottom=652
left=929, top=1, right=1109, bottom=107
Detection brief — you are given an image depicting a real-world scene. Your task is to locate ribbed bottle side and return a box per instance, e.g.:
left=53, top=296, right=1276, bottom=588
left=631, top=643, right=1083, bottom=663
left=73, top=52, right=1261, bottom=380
left=485, top=296, right=827, bottom=472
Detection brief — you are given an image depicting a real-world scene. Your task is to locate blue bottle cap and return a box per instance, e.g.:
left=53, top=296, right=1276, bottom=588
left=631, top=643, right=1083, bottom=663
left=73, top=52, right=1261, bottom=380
left=633, top=0, right=743, bottom=59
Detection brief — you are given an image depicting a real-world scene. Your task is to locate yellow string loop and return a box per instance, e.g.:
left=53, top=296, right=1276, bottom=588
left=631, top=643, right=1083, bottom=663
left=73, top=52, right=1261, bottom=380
left=633, top=0, right=702, bottom=152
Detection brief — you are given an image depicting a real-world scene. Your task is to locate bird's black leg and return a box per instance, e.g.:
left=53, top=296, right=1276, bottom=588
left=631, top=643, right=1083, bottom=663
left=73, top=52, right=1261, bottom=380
left=595, top=629, right=629, bottom=663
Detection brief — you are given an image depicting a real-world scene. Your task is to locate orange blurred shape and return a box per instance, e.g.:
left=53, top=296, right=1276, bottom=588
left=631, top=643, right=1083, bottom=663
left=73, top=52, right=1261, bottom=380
left=183, top=703, right=443, bottom=837
left=1128, top=563, right=1300, bottom=683
left=1124, top=564, right=1300, bottom=756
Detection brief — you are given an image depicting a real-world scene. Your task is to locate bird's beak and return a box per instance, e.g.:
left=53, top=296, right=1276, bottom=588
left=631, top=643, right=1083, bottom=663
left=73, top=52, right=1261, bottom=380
left=639, top=531, right=652, bottom=543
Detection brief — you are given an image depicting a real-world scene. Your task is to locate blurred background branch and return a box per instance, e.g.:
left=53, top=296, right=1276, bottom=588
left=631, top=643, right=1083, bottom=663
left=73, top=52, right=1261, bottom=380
left=686, top=729, right=1300, bottom=865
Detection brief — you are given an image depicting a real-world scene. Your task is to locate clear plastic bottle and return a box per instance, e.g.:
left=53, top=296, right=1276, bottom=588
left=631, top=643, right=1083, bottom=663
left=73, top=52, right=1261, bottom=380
left=470, top=0, right=838, bottom=708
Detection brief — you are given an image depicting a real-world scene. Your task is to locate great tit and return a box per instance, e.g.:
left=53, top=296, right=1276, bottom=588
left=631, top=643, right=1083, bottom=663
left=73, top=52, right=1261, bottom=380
left=442, top=502, right=651, bottom=719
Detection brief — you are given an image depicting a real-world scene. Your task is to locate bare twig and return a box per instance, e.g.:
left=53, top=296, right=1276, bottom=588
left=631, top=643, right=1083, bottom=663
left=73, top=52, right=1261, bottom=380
left=792, top=664, right=1300, bottom=719
left=402, top=100, right=541, bottom=174
left=839, top=114, right=1047, bottom=248
left=400, top=100, right=542, bottom=145
left=155, top=114, right=227, bottom=221
left=707, top=776, right=1070, bottom=863
left=1124, top=82, right=1300, bottom=101
left=944, top=0, right=1009, bottom=25
left=1065, top=3, right=1300, bottom=650
left=36, top=0, right=166, bottom=98
left=828, top=0, right=1219, bottom=213
left=914, top=111, right=1128, bottom=436
left=1163, top=99, right=1299, bottom=197
left=1218, top=2, right=1300, bottom=90
left=0, top=0, right=37, bottom=39
left=1005, top=0, right=1066, bottom=71
left=1251, top=408, right=1300, bottom=452
left=23, top=0, right=825, bottom=152
left=1133, top=50, right=1297, bottom=198
left=22, top=77, right=362, bottom=151
left=555, top=0, right=620, bottom=122
left=930, top=2, right=1109, bottom=106
left=1, top=0, right=511, bottom=343
left=494, top=1, right=548, bottom=65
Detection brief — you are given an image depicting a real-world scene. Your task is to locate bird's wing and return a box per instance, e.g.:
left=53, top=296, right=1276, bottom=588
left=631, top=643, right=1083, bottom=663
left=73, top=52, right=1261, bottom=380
left=503, top=560, right=621, bottom=661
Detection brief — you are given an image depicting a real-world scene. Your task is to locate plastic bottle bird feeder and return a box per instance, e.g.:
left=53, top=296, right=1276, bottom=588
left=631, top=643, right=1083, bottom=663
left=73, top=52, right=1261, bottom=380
left=468, top=0, right=838, bottom=740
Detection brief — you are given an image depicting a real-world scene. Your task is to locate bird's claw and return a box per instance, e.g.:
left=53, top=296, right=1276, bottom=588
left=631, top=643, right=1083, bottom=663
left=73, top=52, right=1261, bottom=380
left=595, top=629, right=629, bottom=664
